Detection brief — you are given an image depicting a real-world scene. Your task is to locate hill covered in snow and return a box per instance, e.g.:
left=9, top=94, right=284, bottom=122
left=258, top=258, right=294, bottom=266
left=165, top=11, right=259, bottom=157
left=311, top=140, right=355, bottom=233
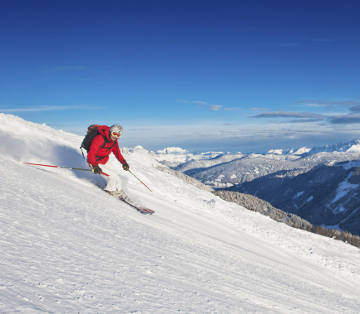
left=1, top=113, right=360, bottom=313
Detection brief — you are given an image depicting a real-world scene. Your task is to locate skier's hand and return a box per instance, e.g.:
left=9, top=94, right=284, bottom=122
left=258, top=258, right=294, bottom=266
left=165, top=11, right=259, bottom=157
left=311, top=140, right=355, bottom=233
left=92, top=165, right=102, bottom=175
left=123, top=162, right=130, bottom=171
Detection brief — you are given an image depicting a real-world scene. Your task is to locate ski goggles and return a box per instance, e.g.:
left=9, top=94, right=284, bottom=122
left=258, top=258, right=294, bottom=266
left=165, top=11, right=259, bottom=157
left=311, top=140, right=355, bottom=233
left=111, top=131, right=122, bottom=138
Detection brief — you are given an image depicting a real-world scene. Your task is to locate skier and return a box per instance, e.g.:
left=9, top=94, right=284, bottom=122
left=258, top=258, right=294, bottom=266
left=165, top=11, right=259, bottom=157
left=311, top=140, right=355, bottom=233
left=87, top=124, right=130, bottom=198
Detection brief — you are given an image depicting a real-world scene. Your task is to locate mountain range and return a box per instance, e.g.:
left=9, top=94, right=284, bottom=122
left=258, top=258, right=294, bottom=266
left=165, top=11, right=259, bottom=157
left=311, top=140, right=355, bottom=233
left=150, top=141, right=360, bottom=236
left=152, top=140, right=360, bottom=187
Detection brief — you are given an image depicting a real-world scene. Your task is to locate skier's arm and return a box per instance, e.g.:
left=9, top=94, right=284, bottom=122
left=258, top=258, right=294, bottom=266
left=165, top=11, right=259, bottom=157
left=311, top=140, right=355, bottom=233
left=113, top=143, right=129, bottom=170
left=113, top=143, right=126, bottom=164
left=87, top=135, right=103, bottom=166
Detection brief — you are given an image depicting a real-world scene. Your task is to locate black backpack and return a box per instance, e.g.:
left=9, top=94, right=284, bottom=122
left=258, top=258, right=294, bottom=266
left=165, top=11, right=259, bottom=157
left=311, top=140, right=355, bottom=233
left=80, top=124, right=100, bottom=152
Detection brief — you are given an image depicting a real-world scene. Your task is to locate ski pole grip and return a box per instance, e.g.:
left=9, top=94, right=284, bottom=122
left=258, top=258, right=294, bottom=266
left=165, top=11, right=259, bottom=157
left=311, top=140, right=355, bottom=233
left=92, top=168, right=110, bottom=176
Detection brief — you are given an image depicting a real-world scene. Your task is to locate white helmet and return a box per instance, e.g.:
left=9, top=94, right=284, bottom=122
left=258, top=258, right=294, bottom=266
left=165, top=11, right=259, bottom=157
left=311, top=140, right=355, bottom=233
left=110, top=124, right=123, bottom=137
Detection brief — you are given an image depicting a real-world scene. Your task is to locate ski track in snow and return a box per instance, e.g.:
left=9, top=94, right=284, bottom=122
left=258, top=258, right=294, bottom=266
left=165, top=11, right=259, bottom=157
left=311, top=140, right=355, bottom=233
left=1, top=114, right=360, bottom=313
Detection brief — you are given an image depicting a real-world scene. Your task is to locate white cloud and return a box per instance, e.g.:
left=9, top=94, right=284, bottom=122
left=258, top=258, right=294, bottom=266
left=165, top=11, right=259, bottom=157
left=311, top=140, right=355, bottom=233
left=177, top=100, right=209, bottom=105
left=295, top=99, right=360, bottom=107
left=179, top=100, right=240, bottom=112
left=251, top=111, right=325, bottom=119
left=208, top=105, right=223, bottom=111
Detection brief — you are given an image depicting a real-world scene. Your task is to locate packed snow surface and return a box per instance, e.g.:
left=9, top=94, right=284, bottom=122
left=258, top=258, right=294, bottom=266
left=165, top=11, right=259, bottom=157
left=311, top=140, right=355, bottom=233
left=1, top=113, right=360, bottom=313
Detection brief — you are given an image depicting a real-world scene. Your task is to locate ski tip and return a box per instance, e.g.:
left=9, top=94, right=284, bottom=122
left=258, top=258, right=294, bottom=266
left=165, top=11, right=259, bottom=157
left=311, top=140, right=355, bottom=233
left=143, top=211, right=155, bottom=215
left=139, top=208, right=155, bottom=215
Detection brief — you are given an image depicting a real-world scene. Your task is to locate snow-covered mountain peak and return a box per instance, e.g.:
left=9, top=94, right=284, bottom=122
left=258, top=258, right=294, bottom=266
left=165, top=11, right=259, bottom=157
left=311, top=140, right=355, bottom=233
left=129, top=145, right=150, bottom=153
left=293, top=146, right=311, bottom=154
left=308, top=139, right=360, bottom=154
left=157, top=147, right=189, bottom=154
left=267, top=148, right=294, bottom=155
left=345, top=139, right=360, bottom=153
left=199, top=151, right=224, bottom=157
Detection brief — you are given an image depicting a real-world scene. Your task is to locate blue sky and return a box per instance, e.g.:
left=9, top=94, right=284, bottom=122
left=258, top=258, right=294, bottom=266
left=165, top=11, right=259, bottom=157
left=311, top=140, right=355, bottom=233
left=1, top=0, right=360, bottom=153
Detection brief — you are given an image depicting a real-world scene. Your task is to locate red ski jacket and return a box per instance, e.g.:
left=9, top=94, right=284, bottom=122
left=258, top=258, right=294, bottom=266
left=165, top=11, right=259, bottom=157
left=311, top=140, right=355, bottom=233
left=87, top=125, right=126, bottom=167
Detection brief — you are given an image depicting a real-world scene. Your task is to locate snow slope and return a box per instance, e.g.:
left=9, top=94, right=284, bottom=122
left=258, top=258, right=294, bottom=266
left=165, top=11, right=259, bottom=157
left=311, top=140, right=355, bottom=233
left=1, top=114, right=360, bottom=313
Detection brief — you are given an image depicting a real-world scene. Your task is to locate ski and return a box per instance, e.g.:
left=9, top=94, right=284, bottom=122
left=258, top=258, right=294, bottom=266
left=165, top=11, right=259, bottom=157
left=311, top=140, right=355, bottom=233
left=103, top=189, right=155, bottom=215
left=119, top=197, right=155, bottom=215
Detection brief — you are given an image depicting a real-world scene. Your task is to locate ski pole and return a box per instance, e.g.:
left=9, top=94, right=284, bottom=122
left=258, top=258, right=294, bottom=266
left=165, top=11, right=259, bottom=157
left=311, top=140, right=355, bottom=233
left=128, top=170, right=153, bottom=192
left=21, top=162, right=109, bottom=176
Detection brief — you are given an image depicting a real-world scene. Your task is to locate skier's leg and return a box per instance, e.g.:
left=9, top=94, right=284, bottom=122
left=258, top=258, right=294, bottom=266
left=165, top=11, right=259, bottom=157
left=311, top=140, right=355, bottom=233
left=99, top=161, right=122, bottom=192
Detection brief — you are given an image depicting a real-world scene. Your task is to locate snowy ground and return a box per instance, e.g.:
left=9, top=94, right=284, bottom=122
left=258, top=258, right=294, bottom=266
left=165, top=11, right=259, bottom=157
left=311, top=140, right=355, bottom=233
left=1, top=114, right=360, bottom=313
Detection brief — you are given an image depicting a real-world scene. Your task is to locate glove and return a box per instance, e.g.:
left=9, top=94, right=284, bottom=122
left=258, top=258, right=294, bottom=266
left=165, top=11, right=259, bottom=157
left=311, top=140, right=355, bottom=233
left=92, top=165, right=102, bottom=175
left=122, top=162, right=130, bottom=171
